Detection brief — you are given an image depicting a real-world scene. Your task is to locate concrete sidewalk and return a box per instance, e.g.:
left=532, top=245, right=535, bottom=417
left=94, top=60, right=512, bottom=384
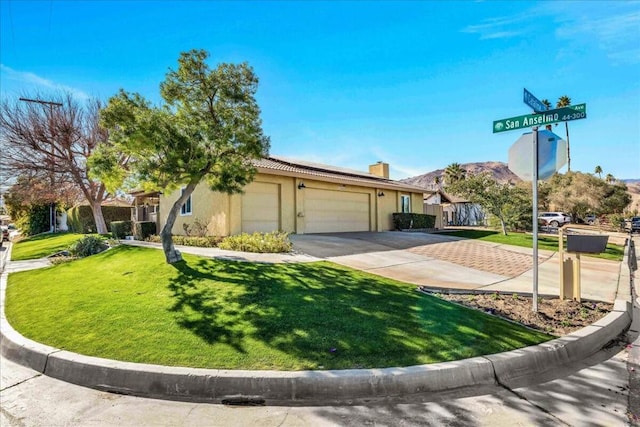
left=121, top=239, right=320, bottom=263
left=0, top=344, right=633, bottom=427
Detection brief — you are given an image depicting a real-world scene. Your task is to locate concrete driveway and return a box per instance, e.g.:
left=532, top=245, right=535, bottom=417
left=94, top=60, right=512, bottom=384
left=290, top=231, right=622, bottom=302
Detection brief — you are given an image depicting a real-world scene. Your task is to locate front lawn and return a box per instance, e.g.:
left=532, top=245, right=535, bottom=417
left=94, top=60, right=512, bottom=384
left=445, top=230, right=624, bottom=261
left=5, top=245, right=552, bottom=370
left=10, top=233, right=85, bottom=261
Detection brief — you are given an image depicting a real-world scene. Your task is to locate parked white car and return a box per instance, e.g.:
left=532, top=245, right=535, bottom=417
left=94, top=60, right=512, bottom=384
left=538, top=212, right=572, bottom=227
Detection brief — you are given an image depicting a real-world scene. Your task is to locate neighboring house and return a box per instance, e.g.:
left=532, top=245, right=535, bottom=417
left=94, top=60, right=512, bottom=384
left=147, top=156, right=426, bottom=236
left=130, top=191, right=161, bottom=234
left=424, top=190, right=485, bottom=226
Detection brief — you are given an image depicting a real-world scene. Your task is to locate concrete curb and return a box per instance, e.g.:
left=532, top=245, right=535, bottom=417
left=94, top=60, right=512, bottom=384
left=0, top=240, right=634, bottom=405
left=486, top=299, right=631, bottom=389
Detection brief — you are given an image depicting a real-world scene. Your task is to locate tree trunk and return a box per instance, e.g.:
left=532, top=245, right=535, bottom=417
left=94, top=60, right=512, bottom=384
left=160, top=181, right=198, bottom=264
left=565, top=122, right=571, bottom=172
left=499, top=218, right=508, bottom=236
left=91, top=201, right=108, bottom=234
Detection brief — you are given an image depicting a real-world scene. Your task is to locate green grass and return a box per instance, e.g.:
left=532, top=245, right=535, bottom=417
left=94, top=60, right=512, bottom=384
left=445, top=230, right=624, bottom=261
left=10, top=233, right=85, bottom=261
left=5, top=245, right=552, bottom=370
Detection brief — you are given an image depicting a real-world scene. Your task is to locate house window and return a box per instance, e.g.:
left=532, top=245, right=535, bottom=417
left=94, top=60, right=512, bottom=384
left=180, top=188, right=192, bottom=216
left=401, top=195, right=411, bottom=213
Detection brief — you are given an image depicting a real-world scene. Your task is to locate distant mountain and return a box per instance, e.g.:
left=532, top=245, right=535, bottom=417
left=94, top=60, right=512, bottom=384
left=400, top=161, right=521, bottom=190
left=400, top=163, right=640, bottom=213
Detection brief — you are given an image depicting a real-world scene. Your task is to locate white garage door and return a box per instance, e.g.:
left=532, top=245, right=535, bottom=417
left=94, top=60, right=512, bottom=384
left=305, top=189, right=370, bottom=233
left=241, top=182, right=280, bottom=233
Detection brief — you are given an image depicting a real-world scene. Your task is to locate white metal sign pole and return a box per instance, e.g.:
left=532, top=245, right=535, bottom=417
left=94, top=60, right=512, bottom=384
left=532, top=126, right=539, bottom=312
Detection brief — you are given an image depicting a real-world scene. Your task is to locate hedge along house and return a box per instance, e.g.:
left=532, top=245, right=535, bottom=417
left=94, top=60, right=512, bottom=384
left=65, top=199, right=132, bottom=233
left=153, top=156, right=426, bottom=236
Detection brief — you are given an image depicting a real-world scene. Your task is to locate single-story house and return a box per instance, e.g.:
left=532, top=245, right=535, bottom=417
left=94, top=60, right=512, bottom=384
left=424, top=189, right=485, bottom=226
left=136, top=156, right=428, bottom=236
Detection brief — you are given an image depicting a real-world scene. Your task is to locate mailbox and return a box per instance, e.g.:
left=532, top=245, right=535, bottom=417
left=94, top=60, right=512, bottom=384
left=566, top=234, right=609, bottom=254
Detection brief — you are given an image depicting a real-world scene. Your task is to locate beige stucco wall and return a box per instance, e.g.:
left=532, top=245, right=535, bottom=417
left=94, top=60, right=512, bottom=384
left=159, top=173, right=424, bottom=236
left=377, top=190, right=400, bottom=231
left=159, top=182, right=231, bottom=236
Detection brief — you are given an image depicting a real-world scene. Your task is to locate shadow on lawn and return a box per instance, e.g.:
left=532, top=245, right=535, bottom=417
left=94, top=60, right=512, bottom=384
left=168, top=260, right=248, bottom=353
left=167, top=258, right=550, bottom=369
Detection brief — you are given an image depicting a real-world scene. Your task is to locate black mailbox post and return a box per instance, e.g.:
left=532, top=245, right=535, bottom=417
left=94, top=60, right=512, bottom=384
left=566, top=235, right=609, bottom=254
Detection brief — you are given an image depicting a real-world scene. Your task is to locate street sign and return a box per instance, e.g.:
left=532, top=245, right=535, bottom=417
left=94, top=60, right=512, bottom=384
left=493, top=103, right=587, bottom=133
left=508, top=130, right=567, bottom=181
left=523, top=88, right=547, bottom=113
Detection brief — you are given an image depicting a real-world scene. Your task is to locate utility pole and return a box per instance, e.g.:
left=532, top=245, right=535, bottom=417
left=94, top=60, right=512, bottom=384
left=18, top=98, right=63, bottom=233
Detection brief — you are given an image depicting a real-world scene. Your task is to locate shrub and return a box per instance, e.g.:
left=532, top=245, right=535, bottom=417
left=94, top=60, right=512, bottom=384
left=218, top=231, right=292, bottom=253
left=146, top=235, right=222, bottom=248
left=50, top=256, right=78, bottom=265
left=605, top=213, right=626, bottom=232
left=182, top=218, right=209, bottom=237
left=111, top=221, right=133, bottom=239
left=69, top=235, right=109, bottom=258
left=392, top=213, right=436, bottom=230
left=134, top=221, right=157, bottom=240
left=21, top=204, right=50, bottom=236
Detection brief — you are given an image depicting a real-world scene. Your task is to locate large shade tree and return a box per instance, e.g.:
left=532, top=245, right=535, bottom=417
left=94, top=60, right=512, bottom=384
left=0, top=94, right=121, bottom=234
left=447, top=173, right=530, bottom=235
left=95, top=49, right=270, bottom=264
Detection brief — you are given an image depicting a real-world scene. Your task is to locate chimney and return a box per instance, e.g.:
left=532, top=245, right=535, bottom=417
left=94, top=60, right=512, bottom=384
left=369, top=161, right=389, bottom=179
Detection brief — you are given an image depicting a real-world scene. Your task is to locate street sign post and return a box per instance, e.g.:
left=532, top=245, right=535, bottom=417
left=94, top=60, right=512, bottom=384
left=494, top=96, right=587, bottom=313
left=523, top=88, right=548, bottom=113
left=493, top=103, right=587, bottom=134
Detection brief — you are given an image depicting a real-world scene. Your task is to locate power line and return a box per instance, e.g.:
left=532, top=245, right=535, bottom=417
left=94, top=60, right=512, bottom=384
left=18, top=98, right=63, bottom=107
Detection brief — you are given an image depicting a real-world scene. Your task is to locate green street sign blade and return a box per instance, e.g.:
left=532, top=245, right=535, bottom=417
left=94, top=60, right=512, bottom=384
left=493, top=103, right=587, bottom=133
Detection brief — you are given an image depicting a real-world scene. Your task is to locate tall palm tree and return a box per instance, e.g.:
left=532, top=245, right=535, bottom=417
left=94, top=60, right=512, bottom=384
left=444, top=163, right=466, bottom=186
left=594, top=165, right=603, bottom=179
left=557, top=95, right=572, bottom=171
left=541, top=99, right=552, bottom=130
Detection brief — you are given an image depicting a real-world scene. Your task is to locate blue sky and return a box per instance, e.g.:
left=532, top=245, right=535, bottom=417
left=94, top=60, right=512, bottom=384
left=1, top=1, right=639, bottom=180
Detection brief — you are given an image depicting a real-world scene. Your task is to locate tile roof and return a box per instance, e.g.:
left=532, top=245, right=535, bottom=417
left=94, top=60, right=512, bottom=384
left=439, top=190, right=469, bottom=204
left=253, top=156, right=427, bottom=192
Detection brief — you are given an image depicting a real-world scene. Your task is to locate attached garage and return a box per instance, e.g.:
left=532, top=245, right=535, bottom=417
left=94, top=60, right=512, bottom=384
left=304, top=188, right=370, bottom=233
left=158, top=156, right=427, bottom=237
left=241, top=181, right=280, bottom=233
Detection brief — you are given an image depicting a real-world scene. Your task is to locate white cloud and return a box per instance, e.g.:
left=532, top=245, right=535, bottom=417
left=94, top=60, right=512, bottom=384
left=463, top=4, right=640, bottom=63
left=461, top=13, right=534, bottom=40
left=555, top=9, right=640, bottom=64
left=0, top=64, right=90, bottom=100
